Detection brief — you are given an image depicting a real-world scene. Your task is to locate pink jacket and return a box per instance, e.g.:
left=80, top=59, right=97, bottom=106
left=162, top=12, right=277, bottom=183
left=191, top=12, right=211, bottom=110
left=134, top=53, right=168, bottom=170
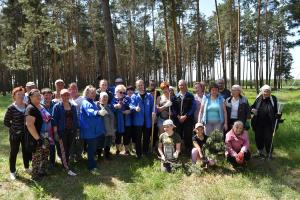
left=225, top=129, right=249, bottom=157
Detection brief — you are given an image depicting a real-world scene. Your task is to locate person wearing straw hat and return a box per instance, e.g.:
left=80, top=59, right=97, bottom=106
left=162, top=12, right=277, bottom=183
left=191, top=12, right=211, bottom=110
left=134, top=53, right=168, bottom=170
left=24, top=82, right=37, bottom=104
left=158, top=119, right=181, bottom=172
left=251, top=84, right=282, bottom=159
left=225, top=85, right=251, bottom=131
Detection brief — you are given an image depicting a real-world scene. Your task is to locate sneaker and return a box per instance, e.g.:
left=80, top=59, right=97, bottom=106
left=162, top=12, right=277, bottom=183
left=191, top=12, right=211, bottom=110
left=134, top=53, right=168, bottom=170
left=124, top=151, right=130, bottom=155
left=10, top=172, right=16, bottom=180
left=254, top=150, right=266, bottom=159
left=25, top=168, right=32, bottom=174
left=90, top=168, right=100, bottom=175
left=67, top=170, right=77, bottom=176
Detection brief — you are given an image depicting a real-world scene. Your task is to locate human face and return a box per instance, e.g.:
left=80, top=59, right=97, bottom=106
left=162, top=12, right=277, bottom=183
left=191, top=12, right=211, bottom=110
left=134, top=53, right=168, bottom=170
left=163, top=124, right=174, bottom=132
left=87, top=89, right=96, bottom=100
left=30, top=92, right=42, bottom=105
left=196, top=126, right=204, bottom=136
left=137, top=81, right=145, bottom=93
left=178, top=80, right=186, bottom=93
left=233, top=124, right=243, bottom=135
left=149, top=81, right=156, bottom=90
left=210, top=87, right=219, bottom=97
left=100, top=95, right=108, bottom=105
left=162, top=87, right=169, bottom=95
left=217, top=80, right=225, bottom=90
left=43, top=93, right=52, bottom=103
left=55, top=82, right=65, bottom=92
left=127, top=89, right=134, bottom=97
left=231, top=89, right=240, bottom=98
left=262, top=89, right=271, bottom=98
left=194, top=84, right=204, bottom=94
left=69, top=85, right=78, bottom=97
left=116, top=90, right=126, bottom=98
left=61, top=93, right=70, bottom=103
left=14, top=91, right=25, bottom=103
left=99, top=80, right=108, bottom=91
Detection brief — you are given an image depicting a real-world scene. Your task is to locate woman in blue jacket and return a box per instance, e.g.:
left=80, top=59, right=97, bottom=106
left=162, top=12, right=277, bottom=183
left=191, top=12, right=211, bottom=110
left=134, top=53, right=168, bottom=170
left=80, top=85, right=106, bottom=172
left=52, top=89, right=78, bottom=176
left=112, top=84, right=131, bottom=155
left=130, top=80, right=155, bottom=159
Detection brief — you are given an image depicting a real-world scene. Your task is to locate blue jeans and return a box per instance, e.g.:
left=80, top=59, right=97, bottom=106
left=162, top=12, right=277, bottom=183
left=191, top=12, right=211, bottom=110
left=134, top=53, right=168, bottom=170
left=85, top=136, right=104, bottom=170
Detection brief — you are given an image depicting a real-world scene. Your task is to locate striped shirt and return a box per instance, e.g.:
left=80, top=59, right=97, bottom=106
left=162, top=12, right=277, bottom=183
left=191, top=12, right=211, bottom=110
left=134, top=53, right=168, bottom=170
left=4, top=103, right=26, bottom=135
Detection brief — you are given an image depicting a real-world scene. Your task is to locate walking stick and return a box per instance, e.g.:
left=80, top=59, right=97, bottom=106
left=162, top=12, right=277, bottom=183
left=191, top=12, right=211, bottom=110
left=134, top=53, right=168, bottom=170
left=168, top=88, right=171, bottom=119
left=150, top=89, right=157, bottom=152
left=268, top=102, right=283, bottom=159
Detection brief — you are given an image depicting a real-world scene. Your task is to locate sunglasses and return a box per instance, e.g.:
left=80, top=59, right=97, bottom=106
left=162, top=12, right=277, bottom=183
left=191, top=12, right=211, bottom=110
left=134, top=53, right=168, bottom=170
left=118, top=91, right=126, bottom=94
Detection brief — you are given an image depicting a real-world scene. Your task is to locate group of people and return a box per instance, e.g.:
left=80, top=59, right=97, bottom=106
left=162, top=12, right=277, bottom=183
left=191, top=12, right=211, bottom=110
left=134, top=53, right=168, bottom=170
left=4, top=77, right=282, bottom=180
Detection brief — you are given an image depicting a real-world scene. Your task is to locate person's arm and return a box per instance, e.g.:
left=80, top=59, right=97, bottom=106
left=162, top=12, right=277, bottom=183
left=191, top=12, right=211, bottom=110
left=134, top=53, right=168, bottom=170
left=245, top=98, right=251, bottom=119
left=223, top=102, right=228, bottom=131
left=26, top=115, right=40, bottom=140
left=240, top=131, right=250, bottom=153
left=186, top=96, right=196, bottom=117
left=82, top=101, right=99, bottom=116
left=175, top=143, right=181, bottom=155
left=193, top=141, right=204, bottom=158
left=4, top=107, right=12, bottom=128
left=129, top=95, right=137, bottom=111
left=225, top=134, right=237, bottom=157
left=158, top=142, right=165, bottom=158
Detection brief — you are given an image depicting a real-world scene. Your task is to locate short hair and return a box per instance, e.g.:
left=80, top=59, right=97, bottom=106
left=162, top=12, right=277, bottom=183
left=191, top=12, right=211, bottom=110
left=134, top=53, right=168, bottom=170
left=233, top=121, right=244, bottom=128
left=160, top=81, right=169, bottom=90
left=126, top=85, right=134, bottom=91
left=99, top=79, right=108, bottom=84
left=68, top=82, right=78, bottom=89
left=12, top=86, right=25, bottom=100
left=136, top=79, right=144, bottom=86
left=115, top=84, right=126, bottom=94
left=83, top=85, right=96, bottom=98
left=41, top=88, right=53, bottom=95
left=209, top=82, right=219, bottom=91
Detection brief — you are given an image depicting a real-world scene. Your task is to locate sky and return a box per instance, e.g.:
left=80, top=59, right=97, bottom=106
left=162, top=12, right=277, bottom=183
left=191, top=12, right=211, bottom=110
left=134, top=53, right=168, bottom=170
left=200, top=1, right=300, bottom=79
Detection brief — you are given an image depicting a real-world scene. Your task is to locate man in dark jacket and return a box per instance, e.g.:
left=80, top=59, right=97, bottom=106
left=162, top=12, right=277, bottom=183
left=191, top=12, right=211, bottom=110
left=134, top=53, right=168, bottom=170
left=172, top=80, right=195, bottom=153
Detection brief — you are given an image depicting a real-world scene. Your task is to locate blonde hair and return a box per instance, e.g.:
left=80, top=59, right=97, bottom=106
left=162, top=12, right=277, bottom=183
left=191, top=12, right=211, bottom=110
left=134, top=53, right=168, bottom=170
left=115, top=84, right=126, bottom=94
left=83, top=85, right=96, bottom=98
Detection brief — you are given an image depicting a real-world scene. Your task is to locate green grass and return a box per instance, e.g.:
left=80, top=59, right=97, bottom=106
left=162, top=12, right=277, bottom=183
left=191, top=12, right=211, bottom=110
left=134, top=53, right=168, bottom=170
left=0, top=88, right=300, bottom=200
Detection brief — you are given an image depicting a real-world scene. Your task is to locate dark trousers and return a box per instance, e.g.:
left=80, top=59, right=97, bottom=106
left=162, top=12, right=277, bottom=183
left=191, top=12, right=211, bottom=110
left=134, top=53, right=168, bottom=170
left=60, top=130, right=75, bottom=164
left=9, top=134, right=30, bottom=173
left=85, top=136, right=104, bottom=170
left=134, top=126, right=151, bottom=157
left=115, top=132, right=130, bottom=146
left=176, top=118, right=194, bottom=153
left=152, top=123, right=159, bottom=148
left=126, top=126, right=135, bottom=144
left=49, top=144, right=56, bottom=166
left=254, top=123, right=274, bottom=154
left=227, top=151, right=251, bottom=166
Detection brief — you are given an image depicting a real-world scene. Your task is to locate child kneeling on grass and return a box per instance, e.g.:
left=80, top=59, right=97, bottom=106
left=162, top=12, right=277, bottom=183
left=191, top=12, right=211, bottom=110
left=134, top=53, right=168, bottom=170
left=158, top=119, right=181, bottom=173
left=225, top=121, right=251, bottom=166
left=191, top=123, right=215, bottom=167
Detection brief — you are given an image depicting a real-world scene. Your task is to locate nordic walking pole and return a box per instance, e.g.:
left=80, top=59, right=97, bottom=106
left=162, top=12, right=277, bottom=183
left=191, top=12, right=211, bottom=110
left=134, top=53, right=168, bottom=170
left=150, top=89, right=157, bottom=152
left=268, top=103, right=283, bottom=159
left=168, top=87, right=171, bottom=119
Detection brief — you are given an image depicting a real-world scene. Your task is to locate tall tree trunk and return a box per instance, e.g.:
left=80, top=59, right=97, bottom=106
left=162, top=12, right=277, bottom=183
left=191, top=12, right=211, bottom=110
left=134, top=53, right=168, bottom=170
left=215, top=0, right=227, bottom=87
left=255, top=0, right=262, bottom=93
left=265, top=0, right=269, bottom=85
left=171, top=0, right=181, bottom=82
left=143, top=2, right=148, bottom=82
left=237, top=0, right=241, bottom=85
left=162, top=0, right=171, bottom=84
left=196, top=0, right=201, bottom=81
left=101, top=0, right=117, bottom=83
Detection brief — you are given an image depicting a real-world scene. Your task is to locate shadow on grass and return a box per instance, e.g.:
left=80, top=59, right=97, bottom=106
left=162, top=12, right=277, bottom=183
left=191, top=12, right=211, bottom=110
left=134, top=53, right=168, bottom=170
left=17, top=153, right=155, bottom=199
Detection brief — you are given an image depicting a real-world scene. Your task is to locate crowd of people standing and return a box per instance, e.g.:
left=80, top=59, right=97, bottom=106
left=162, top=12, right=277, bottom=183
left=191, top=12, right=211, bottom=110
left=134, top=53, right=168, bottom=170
left=3, top=77, right=282, bottom=180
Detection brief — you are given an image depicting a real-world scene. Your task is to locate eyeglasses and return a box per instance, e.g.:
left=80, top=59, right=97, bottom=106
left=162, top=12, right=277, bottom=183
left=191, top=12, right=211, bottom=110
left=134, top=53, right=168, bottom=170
left=118, top=91, right=126, bottom=94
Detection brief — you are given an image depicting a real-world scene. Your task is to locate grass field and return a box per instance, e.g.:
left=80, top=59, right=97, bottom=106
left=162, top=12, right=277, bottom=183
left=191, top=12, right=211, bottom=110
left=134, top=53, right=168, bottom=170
left=0, top=88, right=299, bottom=200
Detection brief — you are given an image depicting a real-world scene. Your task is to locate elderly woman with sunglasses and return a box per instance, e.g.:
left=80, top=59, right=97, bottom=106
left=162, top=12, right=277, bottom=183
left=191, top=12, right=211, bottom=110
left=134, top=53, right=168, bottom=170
left=4, top=87, right=31, bottom=180
left=111, top=84, right=132, bottom=155
left=225, top=85, right=251, bottom=131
